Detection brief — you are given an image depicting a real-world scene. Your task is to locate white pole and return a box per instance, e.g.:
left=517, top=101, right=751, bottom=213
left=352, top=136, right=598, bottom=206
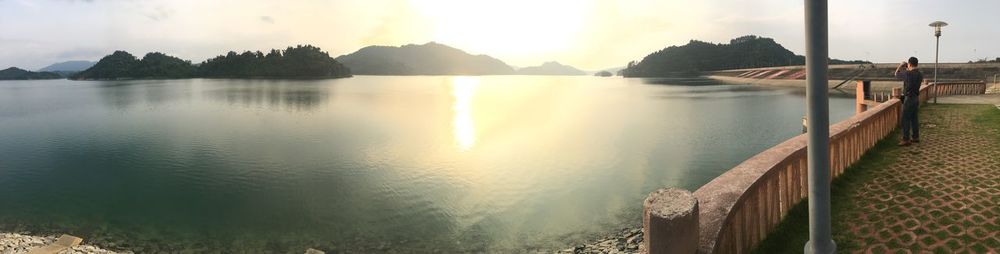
left=934, top=34, right=940, bottom=103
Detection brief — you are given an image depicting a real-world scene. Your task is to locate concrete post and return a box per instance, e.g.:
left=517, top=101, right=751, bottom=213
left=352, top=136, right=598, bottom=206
left=803, top=0, right=836, bottom=253
left=642, top=188, right=699, bottom=254
left=856, top=81, right=868, bottom=114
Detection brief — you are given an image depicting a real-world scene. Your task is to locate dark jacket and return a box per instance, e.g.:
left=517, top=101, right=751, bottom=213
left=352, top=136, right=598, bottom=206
left=895, top=69, right=924, bottom=97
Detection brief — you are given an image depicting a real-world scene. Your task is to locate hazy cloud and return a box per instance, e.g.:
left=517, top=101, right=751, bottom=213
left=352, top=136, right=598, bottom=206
left=260, top=16, right=274, bottom=24
left=0, top=0, right=997, bottom=70
left=362, top=0, right=432, bottom=46
left=144, top=6, right=173, bottom=21
left=0, top=37, right=36, bottom=44
left=55, top=48, right=107, bottom=60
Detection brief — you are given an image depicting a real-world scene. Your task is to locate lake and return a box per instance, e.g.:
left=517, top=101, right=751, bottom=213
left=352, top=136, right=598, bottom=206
left=0, top=76, right=855, bottom=253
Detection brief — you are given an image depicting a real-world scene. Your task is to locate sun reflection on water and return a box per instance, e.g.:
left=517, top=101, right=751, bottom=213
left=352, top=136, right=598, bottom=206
left=451, top=76, right=479, bottom=151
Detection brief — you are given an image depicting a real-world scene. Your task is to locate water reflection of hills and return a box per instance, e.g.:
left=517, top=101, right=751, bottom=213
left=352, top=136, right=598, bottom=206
left=96, top=80, right=195, bottom=110
left=204, top=80, right=332, bottom=111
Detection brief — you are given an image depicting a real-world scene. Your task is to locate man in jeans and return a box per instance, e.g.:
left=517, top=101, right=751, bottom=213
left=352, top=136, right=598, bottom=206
left=894, top=57, right=924, bottom=146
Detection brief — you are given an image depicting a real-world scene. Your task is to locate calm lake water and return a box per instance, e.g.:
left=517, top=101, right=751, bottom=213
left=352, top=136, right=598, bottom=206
left=0, top=76, right=855, bottom=253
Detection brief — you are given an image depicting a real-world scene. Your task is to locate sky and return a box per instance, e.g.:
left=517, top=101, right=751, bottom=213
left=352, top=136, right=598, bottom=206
left=1, top=0, right=998, bottom=71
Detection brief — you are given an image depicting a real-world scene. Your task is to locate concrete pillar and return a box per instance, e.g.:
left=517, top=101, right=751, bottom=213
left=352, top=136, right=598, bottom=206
left=643, top=188, right=699, bottom=254
left=855, top=81, right=868, bottom=114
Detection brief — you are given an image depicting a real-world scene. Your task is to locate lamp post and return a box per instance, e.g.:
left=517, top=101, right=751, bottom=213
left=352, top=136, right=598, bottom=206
left=929, top=21, right=948, bottom=103
left=803, top=0, right=835, bottom=253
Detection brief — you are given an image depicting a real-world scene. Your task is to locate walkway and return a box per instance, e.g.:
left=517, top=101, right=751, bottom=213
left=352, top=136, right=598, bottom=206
left=756, top=104, right=1000, bottom=253
left=936, top=93, right=1000, bottom=106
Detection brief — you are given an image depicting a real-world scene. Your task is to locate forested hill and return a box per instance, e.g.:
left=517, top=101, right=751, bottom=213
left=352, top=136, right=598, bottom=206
left=70, top=51, right=195, bottom=80
left=0, top=67, right=62, bottom=80
left=620, top=35, right=868, bottom=77
left=199, top=45, right=351, bottom=78
left=71, top=45, right=351, bottom=80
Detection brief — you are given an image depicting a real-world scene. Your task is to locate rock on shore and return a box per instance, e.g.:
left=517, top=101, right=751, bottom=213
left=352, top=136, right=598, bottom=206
left=0, top=233, right=127, bottom=254
left=555, top=228, right=643, bottom=254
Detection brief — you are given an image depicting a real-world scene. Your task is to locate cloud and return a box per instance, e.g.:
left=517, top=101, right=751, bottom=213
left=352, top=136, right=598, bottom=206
left=144, top=5, right=173, bottom=21
left=260, top=15, right=274, bottom=24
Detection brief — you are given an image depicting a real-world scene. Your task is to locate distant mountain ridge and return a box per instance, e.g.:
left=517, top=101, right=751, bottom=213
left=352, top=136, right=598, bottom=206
left=336, top=42, right=515, bottom=75
left=39, top=60, right=96, bottom=72
left=515, top=61, right=586, bottom=75
left=622, top=35, right=869, bottom=77
left=0, top=67, right=62, bottom=80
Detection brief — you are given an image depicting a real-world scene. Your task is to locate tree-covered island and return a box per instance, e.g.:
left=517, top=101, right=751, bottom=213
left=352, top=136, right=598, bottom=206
left=71, top=45, right=351, bottom=80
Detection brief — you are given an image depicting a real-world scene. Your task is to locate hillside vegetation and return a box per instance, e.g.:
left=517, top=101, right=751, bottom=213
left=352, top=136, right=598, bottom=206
left=621, top=35, right=867, bottom=77
left=71, top=45, right=351, bottom=80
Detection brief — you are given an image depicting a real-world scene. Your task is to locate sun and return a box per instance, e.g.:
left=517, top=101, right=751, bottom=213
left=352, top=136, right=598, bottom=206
left=408, top=0, right=592, bottom=59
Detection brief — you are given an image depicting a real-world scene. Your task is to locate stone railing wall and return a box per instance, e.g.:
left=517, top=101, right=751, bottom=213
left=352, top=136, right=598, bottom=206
left=642, top=85, right=932, bottom=254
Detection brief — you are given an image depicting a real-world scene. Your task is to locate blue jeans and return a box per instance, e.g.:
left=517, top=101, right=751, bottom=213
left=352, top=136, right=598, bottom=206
left=901, top=96, right=919, bottom=141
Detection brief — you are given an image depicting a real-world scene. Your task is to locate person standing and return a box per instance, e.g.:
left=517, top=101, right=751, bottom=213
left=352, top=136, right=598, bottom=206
left=894, top=57, right=924, bottom=146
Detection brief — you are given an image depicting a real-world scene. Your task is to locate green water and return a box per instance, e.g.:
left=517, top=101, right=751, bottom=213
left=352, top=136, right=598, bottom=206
left=0, top=76, right=855, bottom=253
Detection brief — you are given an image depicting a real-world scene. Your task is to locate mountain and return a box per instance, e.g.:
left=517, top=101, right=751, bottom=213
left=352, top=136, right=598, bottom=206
left=621, top=35, right=868, bottom=77
left=515, top=61, right=586, bottom=75
left=71, top=51, right=142, bottom=80
left=71, top=45, right=351, bottom=80
left=0, top=67, right=62, bottom=80
left=335, top=42, right=515, bottom=75
left=39, top=60, right=96, bottom=72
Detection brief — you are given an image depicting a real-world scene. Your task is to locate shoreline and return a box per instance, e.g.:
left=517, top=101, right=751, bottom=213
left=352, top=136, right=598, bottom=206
left=3, top=228, right=644, bottom=254
left=0, top=232, right=126, bottom=254
left=554, top=228, right=643, bottom=254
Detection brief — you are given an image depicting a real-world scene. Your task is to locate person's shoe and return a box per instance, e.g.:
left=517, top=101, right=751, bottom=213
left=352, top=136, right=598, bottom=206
left=912, top=139, right=920, bottom=143
left=897, top=140, right=912, bottom=146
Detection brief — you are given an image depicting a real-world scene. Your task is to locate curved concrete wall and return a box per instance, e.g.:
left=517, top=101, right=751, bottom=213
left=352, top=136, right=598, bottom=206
left=643, top=85, right=933, bottom=253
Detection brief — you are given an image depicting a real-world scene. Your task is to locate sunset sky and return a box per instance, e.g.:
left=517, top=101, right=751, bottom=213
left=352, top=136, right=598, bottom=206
left=1, top=0, right=998, bottom=70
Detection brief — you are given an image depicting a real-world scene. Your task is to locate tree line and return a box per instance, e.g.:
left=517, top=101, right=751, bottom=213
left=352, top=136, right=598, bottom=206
left=0, top=67, right=62, bottom=80
left=968, top=57, right=1000, bottom=63
left=71, top=45, right=352, bottom=80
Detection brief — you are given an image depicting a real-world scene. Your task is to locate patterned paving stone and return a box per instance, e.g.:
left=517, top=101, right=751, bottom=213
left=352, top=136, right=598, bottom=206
left=838, top=105, right=1000, bottom=253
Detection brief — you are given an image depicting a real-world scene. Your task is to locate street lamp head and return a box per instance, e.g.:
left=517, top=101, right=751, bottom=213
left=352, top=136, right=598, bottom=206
left=929, top=21, right=948, bottom=36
